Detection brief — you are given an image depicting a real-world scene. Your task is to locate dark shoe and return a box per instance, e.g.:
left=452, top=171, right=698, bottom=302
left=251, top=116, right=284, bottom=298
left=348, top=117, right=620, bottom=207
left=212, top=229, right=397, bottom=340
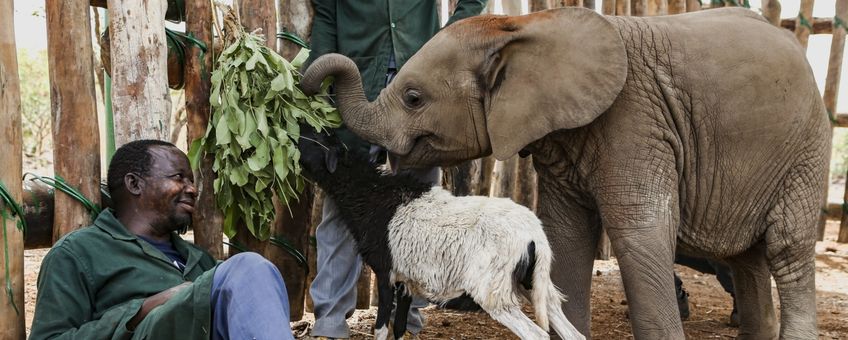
left=676, top=287, right=690, bottom=320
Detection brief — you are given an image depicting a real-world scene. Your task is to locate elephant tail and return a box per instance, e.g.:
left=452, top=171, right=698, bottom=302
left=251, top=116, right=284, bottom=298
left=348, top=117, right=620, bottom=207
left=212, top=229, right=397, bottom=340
left=529, top=240, right=586, bottom=340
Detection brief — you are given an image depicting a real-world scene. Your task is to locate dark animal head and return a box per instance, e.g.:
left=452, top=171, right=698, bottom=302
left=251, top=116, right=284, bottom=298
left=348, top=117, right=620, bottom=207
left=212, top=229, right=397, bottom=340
left=297, top=124, right=343, bottom=181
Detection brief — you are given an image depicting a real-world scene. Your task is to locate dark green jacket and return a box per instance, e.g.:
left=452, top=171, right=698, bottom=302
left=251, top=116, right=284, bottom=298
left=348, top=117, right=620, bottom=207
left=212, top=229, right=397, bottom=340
left=306, top=0, right=487, bottom=154
left=30, top=209, right=218, bottom=340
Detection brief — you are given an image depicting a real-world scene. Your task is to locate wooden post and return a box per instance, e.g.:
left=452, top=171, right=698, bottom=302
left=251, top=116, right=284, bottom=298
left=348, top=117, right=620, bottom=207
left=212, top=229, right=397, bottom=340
left=229, top=0, right=276, bottom=258
left=502, top=0, right=523, bottom=15
left=278, top=0, right=313, bottom=61
left=530, top=0, right=551, bottom=12
left=271, top=0, right=315, bottom=320
left=490, top=157, right=518, bottom=198
left=477, top=157, right=497, bottom=196
left=762, top=0, right=782, bottom=26
left=0, top=0, right=25, bottom=337
left=304, top=188, right=324, bottom=312
left=443, top=160, right=482, bottom=197
left=186, top=0, right=223, bottom=259
left=632, top=0, right=647, bottom=16
left=603, top=0, right=617, bottom=15
left=668, top=0, right=686, bottom=14
left=46, top=0, right=101, bottom=241
left=830, top=0, right=848, bottom=242
left=513, top=156, right=538, bottom=212
left=616, top=0, right=632, bottom=15
left=584, top=0, right=596, bottom=9
left=686, top=0, right=700, bottom=11
left=107, top=0, right=171, bottom=145
left=239, top=0, right=277, bottom=52
left=795, top=0, right=816, bottom=50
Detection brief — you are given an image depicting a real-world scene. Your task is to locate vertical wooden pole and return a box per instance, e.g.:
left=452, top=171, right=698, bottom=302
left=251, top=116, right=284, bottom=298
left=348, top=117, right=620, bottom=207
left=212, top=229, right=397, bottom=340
left=490, top=157, right=518, bottom=198
left=239, top=0, right=277, bottom=51
left=830, top=0, right=848, bottom=242
left=603, top=0, right=617, bottom=15
left=632, top=0, right=647, bottom=16
left=795, top=0, right=816, bottom=50
left=46, top=0, right=101, bottom=241
left=761, top=0, right=782, bottom=26
left=230, top=0, right=275, bottom=258
left=686, top=0, right=700, bottom=11
left=107, top=0, right=171, bottom=145
left=502, top=0, right=523, bottom=14
left=273, top=0, right=315, bottom=319
left=477, top=157, right=497, bottom=196
left=668, top=0, right=686, bottom=14
left=304, top=188, right=324, bottom=312
left=513, top=156, right=538, bottom=212
left=186, top=0, right=223, bottom=259
left=0, top=0, right=24, bottom=337
left=616, top=0, right=632, bottom=15
left=530, top=0, right=551, bottom=12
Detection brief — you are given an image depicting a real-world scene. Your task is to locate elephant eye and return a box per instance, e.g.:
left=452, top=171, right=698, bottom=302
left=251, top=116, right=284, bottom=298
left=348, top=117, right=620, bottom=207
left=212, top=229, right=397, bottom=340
left=403, top=89, right=424, bottom=109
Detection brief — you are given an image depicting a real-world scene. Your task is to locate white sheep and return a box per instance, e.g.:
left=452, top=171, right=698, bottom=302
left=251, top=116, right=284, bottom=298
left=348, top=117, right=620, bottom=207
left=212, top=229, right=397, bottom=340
left=297, top=126, right=585, bottom=340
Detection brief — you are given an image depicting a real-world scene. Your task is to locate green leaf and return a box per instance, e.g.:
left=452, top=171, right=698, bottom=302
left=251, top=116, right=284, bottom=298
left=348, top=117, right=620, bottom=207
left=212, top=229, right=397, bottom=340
left=187, top=138, right=204, bottom=170
left=246, top=140, right=270, bottom=171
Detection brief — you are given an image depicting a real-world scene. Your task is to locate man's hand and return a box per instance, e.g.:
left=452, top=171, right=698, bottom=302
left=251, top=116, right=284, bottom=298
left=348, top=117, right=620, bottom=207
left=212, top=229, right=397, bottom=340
left=126, top=282, right=192, bottom=331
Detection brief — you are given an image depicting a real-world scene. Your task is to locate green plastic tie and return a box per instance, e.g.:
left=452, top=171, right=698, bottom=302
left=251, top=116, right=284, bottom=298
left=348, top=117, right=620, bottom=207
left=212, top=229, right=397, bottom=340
left=276, top=30, right=309, bottom=49
left=25, top=173, right=101, bottom=222
left=835, top=16, right=848, bottom=34
left=269, top=235, right=308, bottom=273
left=827, top=109, right=838, bottom=124
left=798, top=12, right=814, bottom=31
left=842, top=202, right=848, bottom=214
left=0, top=180, right=25, bottom=316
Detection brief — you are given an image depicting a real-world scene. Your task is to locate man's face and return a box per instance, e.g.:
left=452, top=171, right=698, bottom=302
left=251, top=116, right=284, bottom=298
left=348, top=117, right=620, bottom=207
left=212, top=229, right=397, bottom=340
left=142, top=146, right=197, bottom=232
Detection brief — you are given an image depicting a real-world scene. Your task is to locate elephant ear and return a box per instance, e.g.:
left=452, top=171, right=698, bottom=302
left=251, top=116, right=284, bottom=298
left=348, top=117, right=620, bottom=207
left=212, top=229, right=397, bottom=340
left=481, top=8, right=628, bottom=160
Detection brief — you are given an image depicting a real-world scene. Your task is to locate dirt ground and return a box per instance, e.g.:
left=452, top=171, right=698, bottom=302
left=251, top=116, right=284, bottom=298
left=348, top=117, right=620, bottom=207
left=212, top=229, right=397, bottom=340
left=24, top=222, right=848, bottom=339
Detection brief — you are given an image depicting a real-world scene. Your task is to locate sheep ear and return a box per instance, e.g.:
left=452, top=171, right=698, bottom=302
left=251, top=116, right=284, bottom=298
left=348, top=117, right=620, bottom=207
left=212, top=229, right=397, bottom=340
left=325, top=150, right=338, bottom=174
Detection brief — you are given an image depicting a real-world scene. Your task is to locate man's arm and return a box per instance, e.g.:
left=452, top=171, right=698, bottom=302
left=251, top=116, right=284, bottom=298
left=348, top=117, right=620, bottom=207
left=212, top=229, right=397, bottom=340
left=305, top=0, right=337, bottom=68
left=29, top=246, right=143, bottom=340
left=446, top=0, right=488, bottom=26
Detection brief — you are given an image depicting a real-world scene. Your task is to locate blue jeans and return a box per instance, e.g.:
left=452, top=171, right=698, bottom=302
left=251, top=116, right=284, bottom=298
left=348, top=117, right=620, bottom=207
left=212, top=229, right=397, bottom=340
left=211, top=252, right=294, bottom=340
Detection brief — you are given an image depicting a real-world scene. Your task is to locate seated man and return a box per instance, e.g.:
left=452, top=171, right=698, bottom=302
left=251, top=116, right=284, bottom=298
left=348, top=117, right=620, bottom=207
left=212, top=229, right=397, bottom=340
left=30, top=139, right=294, bottom=340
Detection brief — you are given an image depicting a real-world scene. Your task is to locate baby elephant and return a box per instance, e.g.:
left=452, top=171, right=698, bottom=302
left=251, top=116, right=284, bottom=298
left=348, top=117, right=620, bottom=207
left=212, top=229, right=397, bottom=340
left=297, top=125, right=584, bottom=340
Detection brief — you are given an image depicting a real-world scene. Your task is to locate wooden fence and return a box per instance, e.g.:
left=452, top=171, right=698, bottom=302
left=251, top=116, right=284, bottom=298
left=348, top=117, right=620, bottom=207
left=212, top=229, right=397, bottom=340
left=4, top=0, right=848, bottom=336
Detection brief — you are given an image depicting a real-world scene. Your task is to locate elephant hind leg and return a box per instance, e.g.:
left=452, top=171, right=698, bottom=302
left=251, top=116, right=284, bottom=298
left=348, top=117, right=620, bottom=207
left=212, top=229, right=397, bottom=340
left=725, top=243, right=778, bottom=340
left=764, top=175, right=820, bottom=339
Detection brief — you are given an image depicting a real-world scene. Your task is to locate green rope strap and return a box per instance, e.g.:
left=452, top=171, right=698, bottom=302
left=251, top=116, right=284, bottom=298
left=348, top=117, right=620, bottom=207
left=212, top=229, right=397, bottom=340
left=165, top=28, right=209, bottom=89
left=842, top=202, right=848, bottom=215
left=269, top=236, right=308, bottom=273
left=0, top=180, right=26, bottom=315
left=276, top=30, right=309, bottom=49
left=798, top=12, right=814, bottom=31
left=827, top=109, right=838, bottom=124
left=25, top=173, right=101, bottom=222
left=835, top=16, right=848, bottom=34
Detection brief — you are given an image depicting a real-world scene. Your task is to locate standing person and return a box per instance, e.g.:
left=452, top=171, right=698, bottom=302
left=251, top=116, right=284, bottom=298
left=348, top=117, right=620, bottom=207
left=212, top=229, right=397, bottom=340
left=30, top=140, right=295, bottom=340
left=305, top=1, right=487, bottom=339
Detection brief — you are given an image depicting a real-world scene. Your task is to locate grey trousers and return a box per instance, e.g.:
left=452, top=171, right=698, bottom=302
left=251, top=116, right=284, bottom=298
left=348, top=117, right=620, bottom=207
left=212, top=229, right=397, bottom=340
left=310, top=167, right=441, bottom=338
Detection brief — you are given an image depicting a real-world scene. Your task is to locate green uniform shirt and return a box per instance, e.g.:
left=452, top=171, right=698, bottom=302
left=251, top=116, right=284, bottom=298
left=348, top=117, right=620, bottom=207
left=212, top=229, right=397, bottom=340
left=306, top=0, right=487, bottom=154
left=30, top=209, right=218, bottom=340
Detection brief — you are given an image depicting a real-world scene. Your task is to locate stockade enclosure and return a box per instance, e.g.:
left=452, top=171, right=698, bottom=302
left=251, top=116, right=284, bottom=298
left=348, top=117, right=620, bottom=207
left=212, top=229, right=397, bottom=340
left=1, top=0, right=848, bottom=338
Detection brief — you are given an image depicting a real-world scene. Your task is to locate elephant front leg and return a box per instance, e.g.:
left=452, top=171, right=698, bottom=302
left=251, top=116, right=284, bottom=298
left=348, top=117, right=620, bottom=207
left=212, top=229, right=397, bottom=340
left=601, top=192, right=685, bottom=339
left=537, top=184, right=602, bottom=338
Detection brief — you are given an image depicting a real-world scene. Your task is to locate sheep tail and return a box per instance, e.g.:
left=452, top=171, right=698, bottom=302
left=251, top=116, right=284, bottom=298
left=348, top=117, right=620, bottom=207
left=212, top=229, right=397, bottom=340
left=529, top=240, right=556, bottom=331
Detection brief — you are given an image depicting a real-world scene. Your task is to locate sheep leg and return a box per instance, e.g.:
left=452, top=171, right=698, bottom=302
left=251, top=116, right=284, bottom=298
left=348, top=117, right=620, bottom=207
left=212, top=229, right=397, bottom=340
left=392, top=283, right=413, bottom=339
left=488, top=306, right=550, bottom=340
left=374, top=273, right=393, bottom=340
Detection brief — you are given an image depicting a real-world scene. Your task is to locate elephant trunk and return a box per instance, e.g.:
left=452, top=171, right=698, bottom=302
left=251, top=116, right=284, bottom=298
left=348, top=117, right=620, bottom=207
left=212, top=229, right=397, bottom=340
left=300, top=54, right=388, bottom=146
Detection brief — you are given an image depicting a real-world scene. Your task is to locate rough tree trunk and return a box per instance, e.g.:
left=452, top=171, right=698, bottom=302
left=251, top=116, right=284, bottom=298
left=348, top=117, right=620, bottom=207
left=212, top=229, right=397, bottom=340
left=46, top=0, right=101, bottom=242
left=530, top=0, right=550, bottom=12
left=631, top=0, right=647, bottom=16
left=107, top=0, right=171, bottom=145
left=686, top=0, right=700, bottom=11
left=229, top=0, right=276, bottom=258
left=0, top=0, right=25, bottom=336
left=270, top=0, right=315, bottom=320
left=830, top=0, right=848, bottom=242
left=795, top=0, right=815, bottom=50
left=761, top=0, right=782, bottom=26
left=186, top=0, right=223, bottom=259
left=513, top=156, right=537, bottom=212
left=304, top=188, right=324, bottom=312
left=603, top=0, right=617, bottom=15
left=668, top=0, right=686, bottom=14
left=490, top=157, right=518, bottom=198
left=617, top=0, right=632, bottom=15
